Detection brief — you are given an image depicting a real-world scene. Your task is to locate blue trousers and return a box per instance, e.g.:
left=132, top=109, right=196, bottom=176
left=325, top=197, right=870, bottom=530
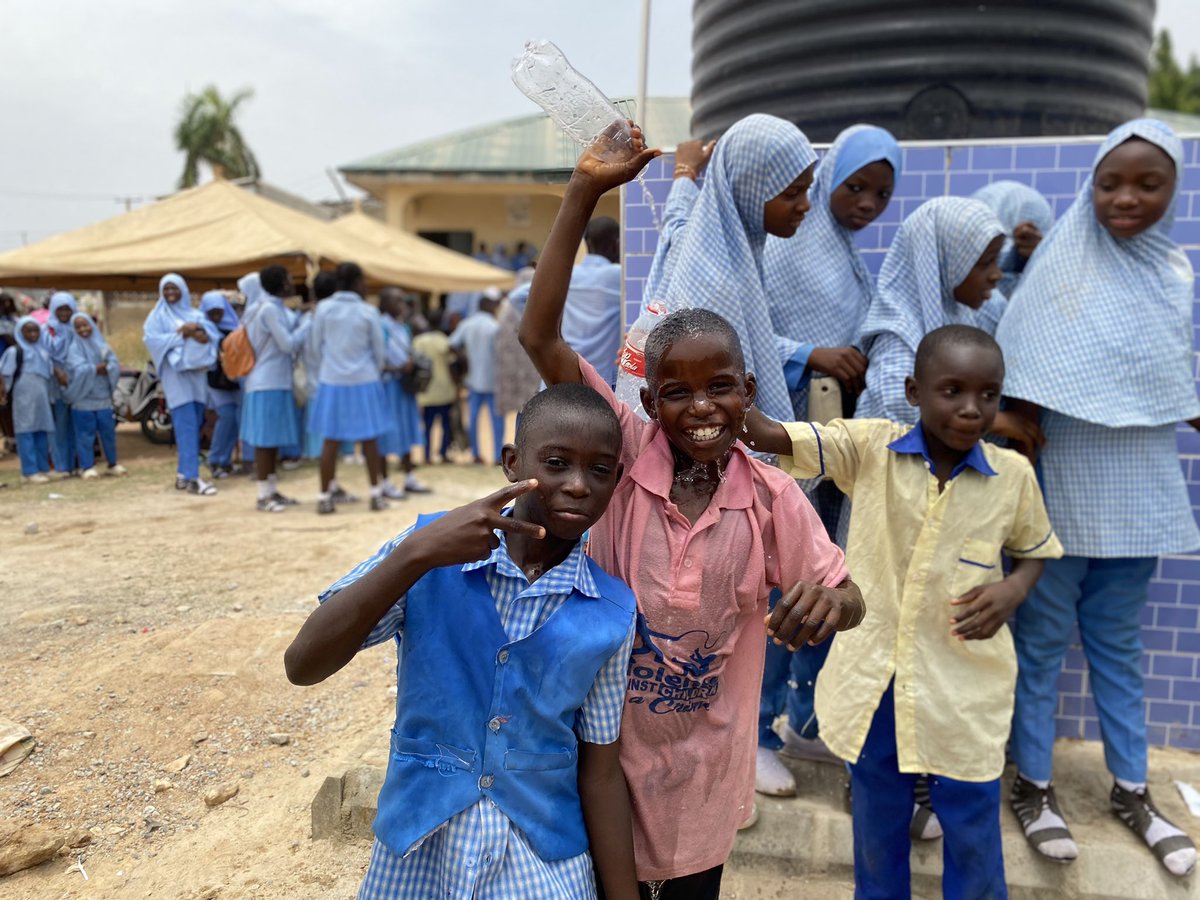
left=850, top=683, right=1006, bottom=900
left=16, top=431, right=50, bottom=476
left=759, top=481, right=843, bottom=746
left=1012, top=555, right=1156, bottom=783
left=73, top=408, right=117, bottom=469
left=467, top=390, right=504, bottom=463
left=51, top=397, right=75, bottom=473
left=172, top=401, right=205, bottom=480
left=208, top=402, right=239, bottom=467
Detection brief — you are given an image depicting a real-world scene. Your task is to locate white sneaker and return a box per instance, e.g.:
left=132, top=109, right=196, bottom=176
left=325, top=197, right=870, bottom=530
left=82, top=467, right=99, bottom=479
left=107, top=464, right=128, bottom=476
left=738, top=802, right=759, bottom=830
left=24, top=473, right=51, bottom=484
left=755, top=746, right=797, bottom=797
left=48, top=470, right=70, bottom=481
left=380, top=480, right=407, bottom=500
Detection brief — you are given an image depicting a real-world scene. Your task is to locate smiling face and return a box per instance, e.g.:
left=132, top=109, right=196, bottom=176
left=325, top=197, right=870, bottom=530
left=1093, top=137, right=1175, bottom=240
left=73, top=316, right=93, bottom=340
left=906, top=340, right=1003, bottom=455
left=502, top=412, right=622, bottom=542
left=762, top=162, right=816, bottom=238
left=830, top=160, right=895, bottom=230
left=640, top=333, right=757, bottom=463
left=162, top=282, right=182, bottom=303
left=21, top=321, right=41, bottom=343
left=952, top=235, right=1005, bottom=309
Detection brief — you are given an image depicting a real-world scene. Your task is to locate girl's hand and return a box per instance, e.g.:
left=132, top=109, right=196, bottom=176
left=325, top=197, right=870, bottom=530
left=572, top=120, right=660, bottom=198
left=808, top=346, right=868, bottom=395
left=1012, top=222, right=1043, bottom=259
left=990, top=410, right=1045, bottom=463
left=54, top=366, right=68, bottom=387
left=673, top=138, right=716, bottom=181
left=95, top=362, right=108, bottom=375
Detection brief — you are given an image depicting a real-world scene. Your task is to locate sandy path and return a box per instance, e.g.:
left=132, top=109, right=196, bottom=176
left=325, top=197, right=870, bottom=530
left=0, top=427, right=507, bottom=899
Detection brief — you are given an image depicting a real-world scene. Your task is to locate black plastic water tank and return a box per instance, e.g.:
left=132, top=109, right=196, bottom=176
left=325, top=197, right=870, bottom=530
left=691, top=0, right=1155, bottom=141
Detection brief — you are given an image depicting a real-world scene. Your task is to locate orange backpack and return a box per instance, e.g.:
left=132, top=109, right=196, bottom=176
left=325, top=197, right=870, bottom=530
left=219, top=321, right=256, bottom=379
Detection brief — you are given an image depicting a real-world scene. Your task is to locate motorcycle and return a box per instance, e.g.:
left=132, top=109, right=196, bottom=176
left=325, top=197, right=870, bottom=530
left=113, top=362, right=173, bottom=444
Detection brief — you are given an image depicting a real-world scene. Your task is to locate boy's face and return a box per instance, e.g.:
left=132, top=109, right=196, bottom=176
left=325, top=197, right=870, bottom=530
left=1093, top=137, right=1175, bottom=239
left=21, top=322, right=40, bottom=343
left=501, top=414, right=622, bottom=542
left=952, top=235, right=1004, bottom=309
left=73, top=317, right=93, bottom=340
left=762, top=163, right=816, bottom=238
left=54, top=304, right=73, bottom=324
left=829, top=160, right=895, bottom=231
left=906, top=342, right=1003, bottom=454
left=641, top=334, right=757, bottom=464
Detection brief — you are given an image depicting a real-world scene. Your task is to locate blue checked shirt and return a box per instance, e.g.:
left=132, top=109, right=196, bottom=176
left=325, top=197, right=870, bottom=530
left=319, top=519, right=636, bottom=900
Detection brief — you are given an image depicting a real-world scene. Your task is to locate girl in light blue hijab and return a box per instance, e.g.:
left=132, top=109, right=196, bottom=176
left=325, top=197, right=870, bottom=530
left=142, top=273, right=219, bottom=494
left=997, top=119, right=1200, bottom=875
left=618, top=113, right=819, bottom=422
left=46, top=291, right=80, bottom=475
left=972, top=180, right=1055, bottom=297
left=65, top=312, right=124, bottom=477
left=0, top=316, right=56, bottom=481
left=199, top=290, right=242, bottom=478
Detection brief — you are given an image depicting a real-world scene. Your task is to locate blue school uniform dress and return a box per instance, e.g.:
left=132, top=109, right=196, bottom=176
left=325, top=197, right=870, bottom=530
left=46, top=292, right=79, bottom=473
left=757, top=125, right=902, bottom=751
left=143, top=274, right=218, bottom=481
left=319, top=513, right=637, bottom=900
left=64, top=313, right=120, bottom=470
left=240, top=273, right=304, bottom=450
left=448, top=311, right=502, bottom=462
left=972, top=181, right=1055, bottom=299
left=617, top=113, right=818, bottom=422
left=1, top=316, right=55, bottom=476
left=379, top=314, right=423, bottom=458
left=996, top=119, right=1200, bottom=784
left=856, top=197, right=1007, bottom=424
left=308, top=290, right=388, bottom=443
left=199, top=291, right=241, bottom=469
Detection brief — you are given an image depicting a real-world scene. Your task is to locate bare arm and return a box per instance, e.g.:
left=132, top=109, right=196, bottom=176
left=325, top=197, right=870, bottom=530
left=743, top=407, right=794, bottom=456
left=578, top=741, right=638, bottom=900
left=520, top=123, right=659, bottom=386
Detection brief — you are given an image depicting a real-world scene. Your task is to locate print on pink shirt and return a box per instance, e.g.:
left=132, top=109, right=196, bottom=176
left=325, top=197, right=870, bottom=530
left=626, top=613, right=725, bottom=714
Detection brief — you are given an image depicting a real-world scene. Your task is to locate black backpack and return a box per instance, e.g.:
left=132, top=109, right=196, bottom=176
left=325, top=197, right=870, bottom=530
left=207, top=332, right=240, bottom=392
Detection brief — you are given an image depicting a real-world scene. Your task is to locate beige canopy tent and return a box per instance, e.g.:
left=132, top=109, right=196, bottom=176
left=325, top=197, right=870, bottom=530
left=0, top=180, right=514, bottom=293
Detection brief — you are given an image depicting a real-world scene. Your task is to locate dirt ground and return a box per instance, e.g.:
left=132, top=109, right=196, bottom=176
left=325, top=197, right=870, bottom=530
left=4, top=425, right=1200, bottom=900
left=0, top=425, right=509, bottom=899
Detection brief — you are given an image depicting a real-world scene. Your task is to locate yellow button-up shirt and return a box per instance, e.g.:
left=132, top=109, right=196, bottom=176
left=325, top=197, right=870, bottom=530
left=781, top=419, right=1063, bottom=781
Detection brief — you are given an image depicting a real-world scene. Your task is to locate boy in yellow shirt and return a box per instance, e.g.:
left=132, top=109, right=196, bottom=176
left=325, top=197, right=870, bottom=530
left=751, top=324, right=1062, bottom=898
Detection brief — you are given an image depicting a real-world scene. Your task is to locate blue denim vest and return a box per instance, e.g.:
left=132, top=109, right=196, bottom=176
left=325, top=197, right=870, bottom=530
left=373, top=513, right=636, bottom=861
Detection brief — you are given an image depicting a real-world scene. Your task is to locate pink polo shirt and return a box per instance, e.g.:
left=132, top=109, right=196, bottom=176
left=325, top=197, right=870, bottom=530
left=580, top=360, right=849, bottom=881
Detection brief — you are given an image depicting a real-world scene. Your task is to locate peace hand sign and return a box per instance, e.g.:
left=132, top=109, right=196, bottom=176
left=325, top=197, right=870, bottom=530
left=409, top=480, right=546, bottom=570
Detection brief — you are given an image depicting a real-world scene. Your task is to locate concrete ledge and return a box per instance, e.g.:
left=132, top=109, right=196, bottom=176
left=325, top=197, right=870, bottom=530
left=310, top=766, right=384, bottom=843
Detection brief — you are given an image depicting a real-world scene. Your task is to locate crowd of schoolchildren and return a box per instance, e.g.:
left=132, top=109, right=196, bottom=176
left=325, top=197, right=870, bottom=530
left=283, top=111, right=1200, bottom=900
left=5, top=108, right=1194, bottom=899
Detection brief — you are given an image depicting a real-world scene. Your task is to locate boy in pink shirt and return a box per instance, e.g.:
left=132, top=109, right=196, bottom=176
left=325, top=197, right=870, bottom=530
left=520, top=124, right=864, bottom=897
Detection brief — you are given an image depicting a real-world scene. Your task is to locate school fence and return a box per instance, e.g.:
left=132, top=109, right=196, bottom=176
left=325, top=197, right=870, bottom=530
left=621, top=134, right=1200, bottom=752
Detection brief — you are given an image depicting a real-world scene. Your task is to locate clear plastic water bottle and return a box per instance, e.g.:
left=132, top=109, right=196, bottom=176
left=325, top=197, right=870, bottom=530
left=511, top=40, right=634, bottom=161
left=614, top=300, right=666, bottom=419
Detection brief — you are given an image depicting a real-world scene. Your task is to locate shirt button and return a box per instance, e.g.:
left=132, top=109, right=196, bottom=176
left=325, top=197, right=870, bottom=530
left=484, top=853, right=492, bottom=865
left=497, top=650, right=509, bottom=664
left=488, top=716, right=503, bottom=733
left=684, top=558, right=693, bottom=568
left=479, top=774, right=494, bottom=789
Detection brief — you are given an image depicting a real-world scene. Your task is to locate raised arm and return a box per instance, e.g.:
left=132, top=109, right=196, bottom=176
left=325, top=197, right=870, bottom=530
left=520, top=123, right=659, bottom=386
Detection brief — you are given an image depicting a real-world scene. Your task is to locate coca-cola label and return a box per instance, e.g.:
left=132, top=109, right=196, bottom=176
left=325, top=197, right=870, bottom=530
left=618, top=343, right=645, bottom=378
left=646, top=300, right=666, bottom=316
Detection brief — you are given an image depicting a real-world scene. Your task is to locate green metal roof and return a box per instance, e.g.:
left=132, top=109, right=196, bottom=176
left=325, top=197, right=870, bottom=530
left=340, top=99, right=1200, bottom=179
left=340, top=97, right=693, bottom=177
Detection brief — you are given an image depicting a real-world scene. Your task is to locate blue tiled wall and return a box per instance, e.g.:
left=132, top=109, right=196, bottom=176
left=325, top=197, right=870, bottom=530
left=622, top=135, right=1200, bottom=751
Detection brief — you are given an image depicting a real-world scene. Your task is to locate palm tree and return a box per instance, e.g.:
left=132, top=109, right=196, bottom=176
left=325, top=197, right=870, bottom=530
left=174, top=86, right=261, bottom=188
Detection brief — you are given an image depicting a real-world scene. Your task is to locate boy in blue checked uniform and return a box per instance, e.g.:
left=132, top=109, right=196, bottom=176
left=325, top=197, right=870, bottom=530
left=747, top=325, right=1063, bottom=899
left=286, top=382, right=639, bottom=900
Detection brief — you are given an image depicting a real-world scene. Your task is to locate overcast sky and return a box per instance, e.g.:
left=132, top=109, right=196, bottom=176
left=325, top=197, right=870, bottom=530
left=2, top=0, right=1197, bottom=252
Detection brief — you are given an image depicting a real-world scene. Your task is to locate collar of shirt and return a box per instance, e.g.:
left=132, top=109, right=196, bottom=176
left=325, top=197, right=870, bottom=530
left=886, top=422, right=997, bottom=479
left=628, top=428, right=755, bottom=514
left=579, top=254, right=616, bottom=269
left=461, top=511, right=600, bottom=599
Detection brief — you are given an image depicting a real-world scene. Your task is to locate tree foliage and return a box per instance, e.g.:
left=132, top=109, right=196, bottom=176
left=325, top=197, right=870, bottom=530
left=174, top=86, right=261, bottom=189
left=1148, top=30, right=1200, bottom=115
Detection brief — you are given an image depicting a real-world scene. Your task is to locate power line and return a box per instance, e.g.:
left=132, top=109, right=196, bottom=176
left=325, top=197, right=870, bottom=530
left=0, top=186, right=152, bottom=204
